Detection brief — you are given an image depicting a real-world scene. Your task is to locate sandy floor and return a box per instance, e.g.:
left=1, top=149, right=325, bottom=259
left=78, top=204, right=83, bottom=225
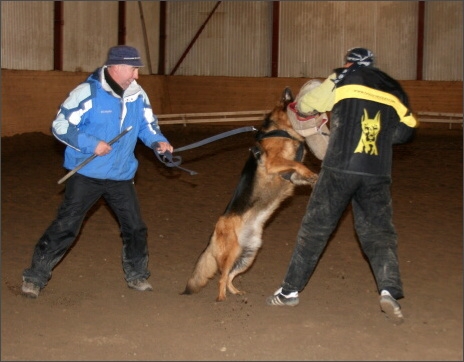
left=1, top=124, right=462, bottom=361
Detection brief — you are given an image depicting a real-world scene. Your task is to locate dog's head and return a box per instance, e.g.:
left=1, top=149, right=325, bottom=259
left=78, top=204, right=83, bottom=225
left=280, top=87, right=294, bottom=109
left=260, top=87, right=303, bottom=140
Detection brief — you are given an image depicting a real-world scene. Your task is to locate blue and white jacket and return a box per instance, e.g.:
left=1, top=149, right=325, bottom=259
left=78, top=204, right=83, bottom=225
left=52, top=66, right=169, bottom=181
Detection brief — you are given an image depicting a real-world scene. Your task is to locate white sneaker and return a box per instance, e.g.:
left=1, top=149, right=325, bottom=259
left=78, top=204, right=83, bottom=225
left=127, top=278, right=153, bottom=292
left=21, top=280, right=40, bottom=298
left=379, top=290, right=404, bottom=323
left=266, top=287, right=299, bottom=307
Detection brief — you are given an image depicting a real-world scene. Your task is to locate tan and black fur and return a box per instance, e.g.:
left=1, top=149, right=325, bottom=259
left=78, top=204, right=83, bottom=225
left=182, top=87, right=319, bottom=301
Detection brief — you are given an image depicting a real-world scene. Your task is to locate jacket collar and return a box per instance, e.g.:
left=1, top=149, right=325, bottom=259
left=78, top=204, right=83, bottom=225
left=99, top=66, right=141, bottom=99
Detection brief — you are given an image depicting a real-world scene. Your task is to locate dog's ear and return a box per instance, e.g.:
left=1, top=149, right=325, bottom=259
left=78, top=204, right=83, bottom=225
left=281, top=87, right=294, bottom=109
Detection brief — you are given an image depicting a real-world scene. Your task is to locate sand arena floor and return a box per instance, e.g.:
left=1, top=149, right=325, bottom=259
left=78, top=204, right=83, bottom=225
left=1, top=125, right=462, bottom=361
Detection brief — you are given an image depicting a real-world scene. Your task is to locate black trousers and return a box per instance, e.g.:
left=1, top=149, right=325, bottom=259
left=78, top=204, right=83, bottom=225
left=281, top=167, right=404, bottom=300
left=23, top=173, right=150, bottom=288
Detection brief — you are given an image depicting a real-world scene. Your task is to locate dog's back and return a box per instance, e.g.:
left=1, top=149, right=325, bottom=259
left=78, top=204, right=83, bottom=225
left=182, top=87, right=319, bottom=301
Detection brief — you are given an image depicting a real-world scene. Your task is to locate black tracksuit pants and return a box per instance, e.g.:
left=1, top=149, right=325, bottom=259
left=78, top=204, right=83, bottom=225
left=280, top=167, right=404, bottom=300
left=23, top=173, right=150, bottom=288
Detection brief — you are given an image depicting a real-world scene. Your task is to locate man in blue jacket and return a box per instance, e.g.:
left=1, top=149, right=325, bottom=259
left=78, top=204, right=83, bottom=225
left=22, top=45, right=173, bottom=298
left=266, top=48, right=418, bottom=324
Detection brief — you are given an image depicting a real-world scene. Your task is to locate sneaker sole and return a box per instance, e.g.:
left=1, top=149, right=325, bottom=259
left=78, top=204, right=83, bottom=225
left=22, top=293, right=39, bottom=299
left=129, top=286, right=153, bottom=292
left=21, top=289, right=39, bottom=298
left=21, top=282, right=40, bottom=298
left=380, top=296, right=404, bottom=324
left=127, top=283, right=153, bottom=292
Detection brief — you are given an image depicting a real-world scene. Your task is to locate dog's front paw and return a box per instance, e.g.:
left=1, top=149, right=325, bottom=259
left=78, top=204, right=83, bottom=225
left=290, top=172, right=318, bottom=186
left=307, top=174, right=319, bottom=188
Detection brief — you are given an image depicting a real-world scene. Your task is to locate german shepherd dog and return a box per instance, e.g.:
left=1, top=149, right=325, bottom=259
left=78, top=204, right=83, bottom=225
left=182, top=87, right=320, bottom=301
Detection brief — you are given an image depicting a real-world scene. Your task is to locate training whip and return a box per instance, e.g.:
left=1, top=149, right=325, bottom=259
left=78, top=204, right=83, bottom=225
left=57, top=126, right=133, bottom=185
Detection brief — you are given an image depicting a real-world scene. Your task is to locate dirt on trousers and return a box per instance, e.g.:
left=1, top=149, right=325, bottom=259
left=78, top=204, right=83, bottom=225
left=1, top=125, right=462, bottom=361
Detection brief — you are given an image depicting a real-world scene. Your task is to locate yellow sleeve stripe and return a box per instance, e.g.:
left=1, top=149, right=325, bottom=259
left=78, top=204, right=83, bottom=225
left=335, top=84, right=419, bottom=128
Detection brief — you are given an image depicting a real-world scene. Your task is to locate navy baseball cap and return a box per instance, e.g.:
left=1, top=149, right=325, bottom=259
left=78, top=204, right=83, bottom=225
left=106, top=45, right=144, bottom=67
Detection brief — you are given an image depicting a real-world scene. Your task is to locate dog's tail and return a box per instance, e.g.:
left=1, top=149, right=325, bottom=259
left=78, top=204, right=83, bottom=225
left=182, top=241, right=218, bottom=295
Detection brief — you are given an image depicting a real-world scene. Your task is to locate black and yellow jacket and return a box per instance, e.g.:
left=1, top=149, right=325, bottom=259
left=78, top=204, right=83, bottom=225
left=297, top=65, right=419, bottom=177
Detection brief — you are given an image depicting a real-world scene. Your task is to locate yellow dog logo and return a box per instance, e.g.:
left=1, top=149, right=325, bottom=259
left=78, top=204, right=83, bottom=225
left=354, top=109, right=381, bottom=155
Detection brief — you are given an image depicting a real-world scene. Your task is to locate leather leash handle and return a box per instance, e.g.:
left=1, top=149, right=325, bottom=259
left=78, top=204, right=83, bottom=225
left=153, top=146, right=198, bottom=175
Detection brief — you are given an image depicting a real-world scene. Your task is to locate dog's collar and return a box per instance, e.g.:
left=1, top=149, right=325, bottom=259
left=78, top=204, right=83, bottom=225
left=256, top=129, right=305, bottom=161
left=251, top=130, right=305, bottom=164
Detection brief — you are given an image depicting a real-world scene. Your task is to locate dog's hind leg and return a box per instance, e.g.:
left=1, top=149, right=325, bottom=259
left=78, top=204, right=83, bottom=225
left=182, top=241, right=218, bottom=295
left=216, top=244, right=242, bottom=301
left=227, top=219, right=265, bottom=295
left=227, top=247, right=260, bottom=295
left=214, top=216, right=242, bottom=301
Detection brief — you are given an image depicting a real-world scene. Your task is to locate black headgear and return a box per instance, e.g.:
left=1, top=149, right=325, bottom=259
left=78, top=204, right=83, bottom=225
left=332, top=48, right=375, bottom=86
left=345, top=47, right=374, bottom=66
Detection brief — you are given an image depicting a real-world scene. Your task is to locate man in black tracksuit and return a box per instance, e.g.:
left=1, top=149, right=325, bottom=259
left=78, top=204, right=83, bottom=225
left=266, top=47, right=418, bottom=324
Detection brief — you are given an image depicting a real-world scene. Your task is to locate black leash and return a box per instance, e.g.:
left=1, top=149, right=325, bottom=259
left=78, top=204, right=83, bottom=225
left=154, top=126, right=257, bottom=175
left=174, top=126, right=257, bottom=153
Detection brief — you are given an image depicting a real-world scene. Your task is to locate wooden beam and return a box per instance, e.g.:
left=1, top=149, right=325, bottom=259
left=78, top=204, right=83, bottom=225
left=271, top=2, right=280, bottom=77
left=53, top=1, right=63, bottom=71
left=118, top=1, right=126, bottom=45
left=158, top=1, right=167, bottom=75
left=416, top=1, right=425, bottom=80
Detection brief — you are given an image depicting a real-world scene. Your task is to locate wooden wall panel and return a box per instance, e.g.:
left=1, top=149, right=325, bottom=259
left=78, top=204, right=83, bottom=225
left=0, top=1, right=54, bottom=71
left=62, top=2, right=118, bottom=72
left=2, top=70, right=462, bottom=137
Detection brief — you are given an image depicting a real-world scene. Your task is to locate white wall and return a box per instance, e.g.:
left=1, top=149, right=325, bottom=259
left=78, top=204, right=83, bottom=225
left=1, top=1, right=462, bottom=80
